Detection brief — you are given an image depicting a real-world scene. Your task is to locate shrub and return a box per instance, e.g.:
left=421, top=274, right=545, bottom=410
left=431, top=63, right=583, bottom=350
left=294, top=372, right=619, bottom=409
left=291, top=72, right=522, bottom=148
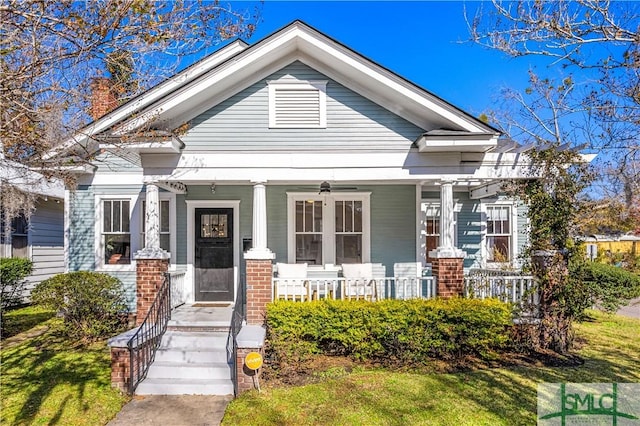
left=31, top=271, right=128, bottom=341
left=573, top=261, right=640, bottom=313
left=0, top=257, right=33, bottom=310
left=266, top=298, right=512, bottom=369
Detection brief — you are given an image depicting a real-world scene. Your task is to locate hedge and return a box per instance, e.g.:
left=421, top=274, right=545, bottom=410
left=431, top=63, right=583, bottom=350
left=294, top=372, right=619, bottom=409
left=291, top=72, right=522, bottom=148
left=266, top=298, right=513, bottom=366
left=576, top=261, right=640, bottom=313
left=0, top=257, right=33, bottom=310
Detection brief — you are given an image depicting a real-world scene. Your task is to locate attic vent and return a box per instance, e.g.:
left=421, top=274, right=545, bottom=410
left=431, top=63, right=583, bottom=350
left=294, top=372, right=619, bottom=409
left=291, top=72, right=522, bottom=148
left=268, top=80, right=327, bottom=128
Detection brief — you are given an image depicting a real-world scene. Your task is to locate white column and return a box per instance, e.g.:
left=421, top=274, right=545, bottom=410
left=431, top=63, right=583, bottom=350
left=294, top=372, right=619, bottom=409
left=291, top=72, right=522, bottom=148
left=135, top=183, right=169, bottom=259
left=430, top=180, right=466, bottom=259
left=145, top=183, right=161, bottom=250
left=245, top=180, right=274, bottom=260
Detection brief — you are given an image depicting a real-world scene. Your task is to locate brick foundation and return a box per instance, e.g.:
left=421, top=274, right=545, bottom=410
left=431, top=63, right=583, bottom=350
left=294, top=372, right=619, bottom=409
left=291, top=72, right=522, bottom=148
left=432, top=257, right=464, bottom=298
left=136, top=258, right=169, bottom=325
left=245, top=259, right=272, bottom=325
left=110, top=346, right=131, bottom=393
left=235, top=347, right=263, bottom=394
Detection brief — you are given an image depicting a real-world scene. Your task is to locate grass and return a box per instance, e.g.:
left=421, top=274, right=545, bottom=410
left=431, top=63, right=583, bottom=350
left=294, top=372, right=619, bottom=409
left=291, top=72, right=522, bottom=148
left=1, top=307, right=129, bottom=425
left=223, top=311, right=640, bottom=425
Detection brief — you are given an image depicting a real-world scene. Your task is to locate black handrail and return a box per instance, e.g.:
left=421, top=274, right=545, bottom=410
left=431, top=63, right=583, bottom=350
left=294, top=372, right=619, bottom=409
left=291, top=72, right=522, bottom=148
left=126, top=272, right=171, bottom=394
left=228, top=273, right=246, bottom=396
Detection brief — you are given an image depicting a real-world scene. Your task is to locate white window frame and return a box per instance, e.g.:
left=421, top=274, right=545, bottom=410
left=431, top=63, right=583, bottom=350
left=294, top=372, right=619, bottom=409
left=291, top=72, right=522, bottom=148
left=268, top=80, right=327, bottom=128
left=480, top=200, right=519, bottom=267
left=94, top=194, right=139, bottom=271
left=287, top=192, right=370, bottom=266
left=140, top=193, right=176, bottom=266
left=3, top=213, right=31, bottom=259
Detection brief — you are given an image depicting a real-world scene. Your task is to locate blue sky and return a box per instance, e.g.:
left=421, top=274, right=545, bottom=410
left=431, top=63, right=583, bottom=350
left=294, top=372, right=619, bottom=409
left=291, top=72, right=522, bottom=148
left=239, top=1, right=560, bottom=120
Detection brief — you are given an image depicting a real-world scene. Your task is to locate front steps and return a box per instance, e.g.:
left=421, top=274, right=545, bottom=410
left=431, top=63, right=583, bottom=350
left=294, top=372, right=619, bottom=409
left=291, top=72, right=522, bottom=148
left=135, top=306, right=234, bottom=396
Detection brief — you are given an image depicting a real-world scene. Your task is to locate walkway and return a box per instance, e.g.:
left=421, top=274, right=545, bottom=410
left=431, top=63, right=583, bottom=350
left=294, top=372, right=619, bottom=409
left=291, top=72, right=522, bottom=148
left=108, top=395, right=232, bottom=425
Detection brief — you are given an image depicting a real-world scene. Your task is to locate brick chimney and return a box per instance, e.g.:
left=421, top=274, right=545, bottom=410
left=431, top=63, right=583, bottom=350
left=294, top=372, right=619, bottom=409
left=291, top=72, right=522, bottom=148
left=90, top=77, right=118, bottom=120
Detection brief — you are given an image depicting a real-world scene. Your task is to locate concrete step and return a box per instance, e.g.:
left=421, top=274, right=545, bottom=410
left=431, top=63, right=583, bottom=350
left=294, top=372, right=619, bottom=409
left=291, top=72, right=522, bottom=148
left=135, top=378, right=234, bottom=396
left=160, top=331, right=229, bottom=349
left=146, top=361, right=232, bottom=380
left=154, top=347, right=229, bottom=364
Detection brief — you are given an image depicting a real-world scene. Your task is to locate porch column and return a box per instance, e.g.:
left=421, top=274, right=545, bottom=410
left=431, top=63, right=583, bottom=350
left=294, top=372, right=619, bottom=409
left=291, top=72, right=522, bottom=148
left=135, top=183, right=170, bottom=324
left=430, top=180, right=466, bottom=298
left=244, top=180, right=274, bottom=325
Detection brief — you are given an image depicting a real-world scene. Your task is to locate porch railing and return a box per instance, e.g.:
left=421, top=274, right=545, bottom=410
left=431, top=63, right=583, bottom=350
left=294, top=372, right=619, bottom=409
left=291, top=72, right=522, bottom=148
left=126, top=272, right=172, bottom=394
left=273, top=276, right=437, bottom=302
left=168, top=270, right=187, bottom=310
left=463, top=274, right=538, bottom=309
left=228, top=274, right=246, bottom=396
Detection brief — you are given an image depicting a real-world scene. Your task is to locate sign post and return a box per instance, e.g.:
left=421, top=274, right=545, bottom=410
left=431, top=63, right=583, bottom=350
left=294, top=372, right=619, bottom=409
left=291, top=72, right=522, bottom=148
left=244, top=351, right=263, bottom=392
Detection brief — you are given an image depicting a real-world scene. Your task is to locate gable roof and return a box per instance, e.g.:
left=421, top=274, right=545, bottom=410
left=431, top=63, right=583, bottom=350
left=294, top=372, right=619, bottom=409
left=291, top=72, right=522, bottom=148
left=47, top=20, right=498, bottom=160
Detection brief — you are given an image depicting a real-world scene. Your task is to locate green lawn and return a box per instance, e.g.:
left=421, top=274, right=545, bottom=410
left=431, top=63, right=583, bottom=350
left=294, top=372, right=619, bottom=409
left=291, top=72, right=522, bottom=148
left=1, top=307, right=129, bottom=426
left=223, top=311, right=640, bottom=426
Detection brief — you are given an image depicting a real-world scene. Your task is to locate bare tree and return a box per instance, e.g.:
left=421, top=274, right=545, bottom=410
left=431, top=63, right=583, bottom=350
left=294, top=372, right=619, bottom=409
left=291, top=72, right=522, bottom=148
left=0, top=0, right=260, bottom=224
left=468, top=0, right=640, bottom=210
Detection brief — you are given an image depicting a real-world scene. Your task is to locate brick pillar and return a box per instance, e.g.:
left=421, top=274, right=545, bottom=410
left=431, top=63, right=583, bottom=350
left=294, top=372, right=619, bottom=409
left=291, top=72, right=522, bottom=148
left=236, top=347, right=263, bottom=394
left=136, top=257, right=169, bottom=325
left=433, top=257, right=464, bottom=298
left=245, top=259, right=272, bottom=325
left=110, top=346, right=131, bottom=393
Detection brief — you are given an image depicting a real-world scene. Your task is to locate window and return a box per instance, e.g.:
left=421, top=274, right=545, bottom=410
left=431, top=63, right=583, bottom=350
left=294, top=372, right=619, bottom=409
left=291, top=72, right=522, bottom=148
left=11, top=214, right=28, bottom=258
left=268, top=80, right=327, bottom=128
left=486, top=205, right=512, bottom=262
left=295, top=200, right=323, bottom=264
left=103, top=200, right=131, bottom=265
left=335, top=200, right=362, bottom=264
left=424, top=204, right=440, bottom=264
left=141, top=200, right=170, bottom=251
left=288, top=193, right=370, bottom=265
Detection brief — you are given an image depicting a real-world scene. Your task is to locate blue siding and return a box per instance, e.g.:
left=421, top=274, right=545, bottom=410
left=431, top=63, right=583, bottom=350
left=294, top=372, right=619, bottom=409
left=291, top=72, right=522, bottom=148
left=181, top=61, right=424, bottom=151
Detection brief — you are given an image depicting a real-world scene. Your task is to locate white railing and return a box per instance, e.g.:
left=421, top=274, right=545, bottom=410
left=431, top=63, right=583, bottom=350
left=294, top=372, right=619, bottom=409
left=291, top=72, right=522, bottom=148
left=464, top=274, right=538, bottom=308
left=168, top=270, right=187, bottom=310
left=273, top=277, right=437, bottom=302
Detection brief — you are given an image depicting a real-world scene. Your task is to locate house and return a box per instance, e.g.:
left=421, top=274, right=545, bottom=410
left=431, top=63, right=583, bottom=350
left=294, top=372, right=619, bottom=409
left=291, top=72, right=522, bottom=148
left=0, top=158, right=66, bottom=302
left=48, top=21, right=541, bottom=394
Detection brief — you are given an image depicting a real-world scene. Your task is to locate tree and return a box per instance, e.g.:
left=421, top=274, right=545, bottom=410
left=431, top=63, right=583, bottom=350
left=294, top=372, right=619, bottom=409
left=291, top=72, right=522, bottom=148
left=468, top=0, right=640, bottom=210
left=0, top=0, right=260, bottom=226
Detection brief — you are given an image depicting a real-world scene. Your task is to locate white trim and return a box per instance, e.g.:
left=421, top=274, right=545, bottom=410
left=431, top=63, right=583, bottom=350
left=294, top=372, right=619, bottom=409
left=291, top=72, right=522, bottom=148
left=415, top=184, right=422, bottom=267
left=64, top=189, right=71, bottom=272
left=268, top=80, right=327, bottom=128
left=479, top=199, right=519, bottom=268
left=94, top=194, right=140, bottom=272
left=186, top=200, right=241, bottom=304
left=286, top=192, right=370, bottom=265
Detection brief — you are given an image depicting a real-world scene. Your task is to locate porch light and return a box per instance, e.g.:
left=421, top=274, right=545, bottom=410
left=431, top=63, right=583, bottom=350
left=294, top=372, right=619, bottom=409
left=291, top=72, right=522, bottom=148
left=319, top=181, right=331, bottom=194
left=210, top=183, right=216, bottom=194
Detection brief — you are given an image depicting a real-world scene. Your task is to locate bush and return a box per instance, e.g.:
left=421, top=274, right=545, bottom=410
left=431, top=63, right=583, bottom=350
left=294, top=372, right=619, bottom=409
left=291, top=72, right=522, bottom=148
left=266, top=298, right=512, bottom=369
left=0, top=257, right=33, bottom=310
left=573, top=261, right=640, bottom=313
left=31, top=271, right=128, bottom=341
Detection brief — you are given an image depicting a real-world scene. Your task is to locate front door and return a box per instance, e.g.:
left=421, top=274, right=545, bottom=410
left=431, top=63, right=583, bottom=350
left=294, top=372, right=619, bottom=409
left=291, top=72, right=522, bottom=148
left=195, top=208, right=234, bottom=302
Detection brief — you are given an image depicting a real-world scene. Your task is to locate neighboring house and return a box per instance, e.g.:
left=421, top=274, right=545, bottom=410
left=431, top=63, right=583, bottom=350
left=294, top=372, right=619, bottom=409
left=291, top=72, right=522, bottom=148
left=0, top=159, right=65, bottom=301
left=583, top=234, right=640, bottom=260
left=51, top=20, right=536, bottom=313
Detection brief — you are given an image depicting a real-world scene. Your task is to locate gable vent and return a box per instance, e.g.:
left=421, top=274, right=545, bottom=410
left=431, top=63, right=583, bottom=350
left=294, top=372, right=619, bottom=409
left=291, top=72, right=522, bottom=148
left=269, top=80, right=327, bottom=128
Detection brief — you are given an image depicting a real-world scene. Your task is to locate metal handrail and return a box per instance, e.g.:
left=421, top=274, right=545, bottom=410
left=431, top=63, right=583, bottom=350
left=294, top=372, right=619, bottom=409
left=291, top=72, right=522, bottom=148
left=228, top=274, right=246, bottom=396
left=126, top=272, right=171, bottom=394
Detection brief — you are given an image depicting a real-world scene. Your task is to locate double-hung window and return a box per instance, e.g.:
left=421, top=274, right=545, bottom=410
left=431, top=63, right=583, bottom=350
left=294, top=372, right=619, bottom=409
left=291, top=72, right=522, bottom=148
left=423, top=203, right=440, bottom=264
left=288, top=193, right=370, bottom=265
left=486, top=204, right=513, bottom=262
left=102, top=199, right=131, bottom=265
